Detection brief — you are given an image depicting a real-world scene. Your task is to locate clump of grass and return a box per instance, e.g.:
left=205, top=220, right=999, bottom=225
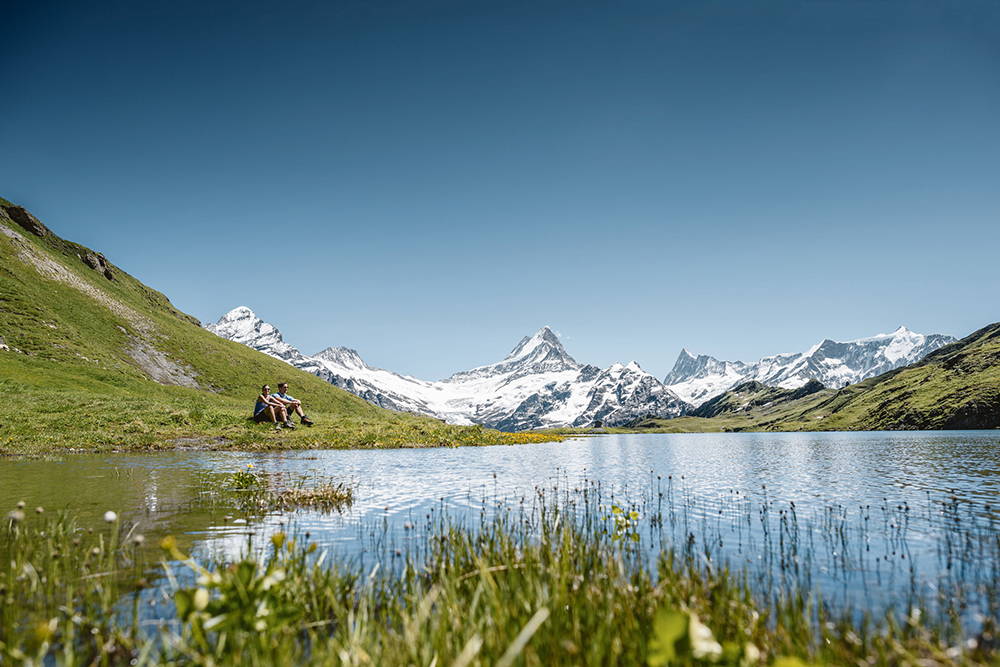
left=271, top=483, right=353, bottom=511
left=211, top=465, right=355, bottom=514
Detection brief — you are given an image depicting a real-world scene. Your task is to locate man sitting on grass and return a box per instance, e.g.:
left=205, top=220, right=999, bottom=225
left=272, top=381, right=315, bottom=427
left=254, top=384, right=289, bottom=431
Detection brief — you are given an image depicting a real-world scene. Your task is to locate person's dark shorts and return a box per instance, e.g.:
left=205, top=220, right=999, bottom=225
left=253, top=408, right=272, bottom=423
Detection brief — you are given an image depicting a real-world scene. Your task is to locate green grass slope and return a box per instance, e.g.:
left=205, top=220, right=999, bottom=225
left=0, top=198, right=557, bottom=455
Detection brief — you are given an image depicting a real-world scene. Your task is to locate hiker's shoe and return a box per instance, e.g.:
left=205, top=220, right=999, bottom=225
left=284, top=419, right=296, bottom=429
left=274, top=423, right=283, bottom=432
left=301, top=416, right=314, bottom=427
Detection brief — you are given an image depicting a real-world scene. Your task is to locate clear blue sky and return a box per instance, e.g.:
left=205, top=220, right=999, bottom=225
left=3, top=0, right=998, bottom=379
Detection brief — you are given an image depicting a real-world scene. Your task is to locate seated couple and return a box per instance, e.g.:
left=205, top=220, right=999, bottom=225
left=254, top=382, right=315, bottom=430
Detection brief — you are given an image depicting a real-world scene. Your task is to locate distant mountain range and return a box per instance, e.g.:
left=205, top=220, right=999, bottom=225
left=207, top=307, right=955, bottom=430
left=636, top=321, right=1000, bottom=432
left=207, top=308, right=687, bottom=429
left=663, top=327, right=955, bottom=406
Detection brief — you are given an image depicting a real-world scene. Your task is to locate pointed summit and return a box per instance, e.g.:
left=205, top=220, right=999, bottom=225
left=446, top=326, right=579, bottom=382
left=313, top=346, right=367, bottom=370
left=507, top=326, right=568, bottom=361
left=206, top=306, right=267, bottom=343
left=204, top=305, right=305, bottom=364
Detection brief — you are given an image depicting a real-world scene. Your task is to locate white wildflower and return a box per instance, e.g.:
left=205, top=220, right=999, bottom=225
left=689, top=613, right=723, bottom=660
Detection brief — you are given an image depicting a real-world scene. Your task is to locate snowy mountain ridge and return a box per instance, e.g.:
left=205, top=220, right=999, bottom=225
left=207, top=308, right=954, bottom=426
left=206, top=308, right=687, bottom=429
left=663, top=326, right=956, bottom=407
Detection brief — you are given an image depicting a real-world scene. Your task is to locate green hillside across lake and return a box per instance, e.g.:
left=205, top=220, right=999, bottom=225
left=0, top=199, right=557, bottom=455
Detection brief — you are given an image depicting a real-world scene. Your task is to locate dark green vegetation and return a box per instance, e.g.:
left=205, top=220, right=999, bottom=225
left=688, top=380, right=827, bottom=419
left=627, top=326, right=1000, bottom=433
left=0, top=198, right=559, bottom=455
left=219, top=463, right=356, bottom=512
left=3, top=485, right=997, bottom=665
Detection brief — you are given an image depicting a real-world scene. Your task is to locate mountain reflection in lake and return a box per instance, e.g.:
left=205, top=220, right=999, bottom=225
left=2, top=431, right=998, bottom=619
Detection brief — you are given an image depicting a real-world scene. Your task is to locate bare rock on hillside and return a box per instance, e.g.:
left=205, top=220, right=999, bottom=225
left=127, top=338, right=201, bottom=388
left=82, top=252, right=115, bottom=280
left=2, top=205, right=50, bottom=237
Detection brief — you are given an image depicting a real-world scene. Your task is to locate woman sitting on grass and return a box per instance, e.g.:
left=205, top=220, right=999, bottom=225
left=254, top=385, right=289, bottom=431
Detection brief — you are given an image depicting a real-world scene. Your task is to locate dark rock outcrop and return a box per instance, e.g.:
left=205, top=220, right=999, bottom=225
left=81, top=252, right=114, bottom=280
left=3, top=205, right=50, bottom=237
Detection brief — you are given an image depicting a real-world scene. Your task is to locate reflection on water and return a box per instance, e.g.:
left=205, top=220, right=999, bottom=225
left=2, top=431, right=999, bottom=614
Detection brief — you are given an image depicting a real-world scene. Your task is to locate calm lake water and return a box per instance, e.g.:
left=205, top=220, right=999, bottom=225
left=3, top=431, right=999, bottom=618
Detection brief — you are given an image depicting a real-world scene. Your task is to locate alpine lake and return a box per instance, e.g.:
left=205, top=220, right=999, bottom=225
left=3, top=431, right=999, bottom=664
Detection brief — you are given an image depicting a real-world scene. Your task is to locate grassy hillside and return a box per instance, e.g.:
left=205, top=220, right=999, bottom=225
left=0, top=199, right=557, bottom=455
left=627, top=324, right=1000, bottom=433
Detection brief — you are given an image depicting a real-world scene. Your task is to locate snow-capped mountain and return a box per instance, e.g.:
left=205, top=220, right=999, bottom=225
left=206, top=307, right=688, bottom=429
left=664, top=326, right=955, bottom=407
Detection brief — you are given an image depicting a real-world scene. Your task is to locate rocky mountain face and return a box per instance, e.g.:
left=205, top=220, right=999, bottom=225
left=664, top=327, right=956, bottom=407
left=206, top=308, right=688, bottom=429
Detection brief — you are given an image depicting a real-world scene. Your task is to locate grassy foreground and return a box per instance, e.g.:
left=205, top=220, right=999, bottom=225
left=2, top=486, right=997, bottom=666
left=0, top=199, right=558, bottom=455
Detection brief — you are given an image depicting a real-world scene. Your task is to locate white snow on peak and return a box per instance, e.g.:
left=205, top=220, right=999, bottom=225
left=206, top=312, right=686, bottom=430
left=506, top=326, right=565, bottom=359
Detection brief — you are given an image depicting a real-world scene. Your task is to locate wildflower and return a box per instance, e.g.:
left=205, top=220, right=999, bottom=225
left=35, top=507, right=44, bottom=514
left=689, top=613, right=723, bottom=660
left=7, top=510, right=25, bottom=523
left=193, top=587, right=210, bottom=611
left=33, top=619, right=55, bottom=643
left=197, top=572, right=222, bottom=586
left=103, top=511, right=118, bottom=523
left=133, top=534, right=145, bottom=545
left=16, top=501, right=25, bottom=509
left=271, top=532, right=286, bottom=550
left=90, top=547, right=101, bottom=556
left=261, top=569, right=286, bottom=590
